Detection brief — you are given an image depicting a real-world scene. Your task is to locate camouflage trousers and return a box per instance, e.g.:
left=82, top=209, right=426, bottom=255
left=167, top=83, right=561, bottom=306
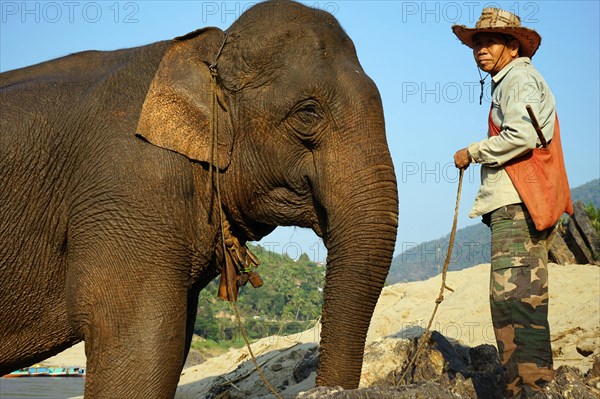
left=487, top=203, right=556, bottom=399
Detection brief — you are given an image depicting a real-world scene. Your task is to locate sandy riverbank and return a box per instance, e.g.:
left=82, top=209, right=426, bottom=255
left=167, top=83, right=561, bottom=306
left=43, top=263, right=599, bottom=398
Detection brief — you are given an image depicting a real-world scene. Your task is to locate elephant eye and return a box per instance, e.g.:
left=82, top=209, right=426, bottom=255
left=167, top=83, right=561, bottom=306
left=287, top=100, right=325, bottom=140
left=300, top=104, right=319, bottom=117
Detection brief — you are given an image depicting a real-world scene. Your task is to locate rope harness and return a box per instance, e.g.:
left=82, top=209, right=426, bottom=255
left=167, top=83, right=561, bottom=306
left=208, top=34, right=284, bottom=399
left=208, top=34, right=262, bottom=301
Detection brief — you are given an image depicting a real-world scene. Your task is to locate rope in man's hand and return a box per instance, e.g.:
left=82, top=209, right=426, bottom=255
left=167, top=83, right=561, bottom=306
left=397, top=168, right=465, bottom=385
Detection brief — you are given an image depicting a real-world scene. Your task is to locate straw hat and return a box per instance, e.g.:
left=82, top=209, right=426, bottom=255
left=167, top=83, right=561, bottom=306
left=452, top=8, right=541, bottom=58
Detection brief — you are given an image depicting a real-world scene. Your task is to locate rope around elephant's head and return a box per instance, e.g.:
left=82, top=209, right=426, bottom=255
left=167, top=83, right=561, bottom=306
left=209, top=49, right=285, bottom=399
left=397, top=168, right=465, bottom=385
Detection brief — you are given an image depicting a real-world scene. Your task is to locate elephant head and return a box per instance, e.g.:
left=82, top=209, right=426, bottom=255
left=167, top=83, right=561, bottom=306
left=137, top=1, right=398, bottom=389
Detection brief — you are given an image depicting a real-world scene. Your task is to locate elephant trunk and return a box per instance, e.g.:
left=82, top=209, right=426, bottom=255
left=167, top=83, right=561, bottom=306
left=316, top=118, right=398, bottom=388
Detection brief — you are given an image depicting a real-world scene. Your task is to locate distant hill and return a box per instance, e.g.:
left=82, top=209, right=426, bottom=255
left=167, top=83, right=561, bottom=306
left=571, top=179, right=599, bottom=207
left=387, top=178, right=600, bottom=284
left=387, top=222, right=490, bottom=284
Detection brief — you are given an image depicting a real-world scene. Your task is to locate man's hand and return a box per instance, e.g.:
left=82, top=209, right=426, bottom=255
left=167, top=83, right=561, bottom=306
left=454, top=147, right=472, bottom=169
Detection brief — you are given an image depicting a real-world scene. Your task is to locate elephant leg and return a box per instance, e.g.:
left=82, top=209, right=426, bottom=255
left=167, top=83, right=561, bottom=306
left=77, top=286, right=187, bottom=397
left=182, top=273, right=217, bottom=369
left=182, top=280, right=202, bottom=368
left=67, top=255, right=190, bottom=398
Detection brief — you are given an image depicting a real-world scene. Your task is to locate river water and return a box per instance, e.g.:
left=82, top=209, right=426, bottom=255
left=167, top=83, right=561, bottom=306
left=0, top=378, right=84, bottom=398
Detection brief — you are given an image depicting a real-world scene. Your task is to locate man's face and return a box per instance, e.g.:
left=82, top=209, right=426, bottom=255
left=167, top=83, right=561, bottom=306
left=472, top=33, right=519, bottom=76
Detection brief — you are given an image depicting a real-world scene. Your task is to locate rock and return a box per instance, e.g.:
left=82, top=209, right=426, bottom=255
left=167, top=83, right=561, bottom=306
left=299, top=382, right=472, bottom=398
left=468, top=345, right=504, bottom=398
left=549, top=231, right=577, bottom=265
left=548, top=201, right=599, bottom=265
left=389, top=333, right=455, bottom=385
left=588, top=355, right=600, bottom=380
left=196, top=342, right=318, bottom=399
left=360, top=338, right=412, bottom=387
left=576, top=337, right=597, bottom=358
left=545, top=363, right=600, bottom=399
left=571, top=201, right=600, bottom=262
left=346, top=331, right=498, bottom=399
left=297, top=386, right=344, bottom=398
left=292, top=346, right=318, bottom=383
left=564, top=216, right=595, bottom=264
left=183, top=348, right=206, bottom=369
left=586, top=356, right=600, bottom=392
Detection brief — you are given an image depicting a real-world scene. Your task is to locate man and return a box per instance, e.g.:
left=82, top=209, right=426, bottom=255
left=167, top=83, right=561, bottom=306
left=451, top=8, right=573, bottom=399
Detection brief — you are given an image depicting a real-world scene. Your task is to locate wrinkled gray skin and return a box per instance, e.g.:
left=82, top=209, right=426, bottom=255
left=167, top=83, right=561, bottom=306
left=0, top=1, right=397, bottom=397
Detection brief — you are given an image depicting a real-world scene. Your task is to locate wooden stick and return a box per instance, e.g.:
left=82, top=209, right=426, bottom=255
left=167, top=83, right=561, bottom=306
left=526, top=105, right=548, bottom=148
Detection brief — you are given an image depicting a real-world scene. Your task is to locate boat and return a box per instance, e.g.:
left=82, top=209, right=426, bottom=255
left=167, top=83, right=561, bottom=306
left=45, top=366, right=86, bottom=377
left=2, top=366, right=86, bottom=378
left=2, top=368, right=29, bottom=378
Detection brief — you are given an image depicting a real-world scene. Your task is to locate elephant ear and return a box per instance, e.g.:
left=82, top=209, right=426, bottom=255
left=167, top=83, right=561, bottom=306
left=137, top=27, right=232, bottom=170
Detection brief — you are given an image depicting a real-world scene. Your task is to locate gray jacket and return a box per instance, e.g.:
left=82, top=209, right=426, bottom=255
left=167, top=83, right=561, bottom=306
left=468, top=57, right=557, bottom=218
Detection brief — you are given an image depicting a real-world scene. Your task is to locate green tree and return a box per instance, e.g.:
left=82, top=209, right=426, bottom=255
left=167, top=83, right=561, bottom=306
left=585, top=202, right=600, bottom=234
left=193, top=244, right=324, bottom=345
left=194, top=292, right=220, bottom=339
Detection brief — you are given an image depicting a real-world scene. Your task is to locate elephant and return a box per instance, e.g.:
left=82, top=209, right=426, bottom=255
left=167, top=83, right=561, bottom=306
left=0, top=0, right=398, bottom=397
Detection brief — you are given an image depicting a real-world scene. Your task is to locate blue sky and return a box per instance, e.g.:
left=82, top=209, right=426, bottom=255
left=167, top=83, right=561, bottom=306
left=1, top=1, right=598, bottom=262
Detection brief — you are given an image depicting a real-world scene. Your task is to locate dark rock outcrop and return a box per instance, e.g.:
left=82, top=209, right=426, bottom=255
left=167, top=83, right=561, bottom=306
left=571, top=201, right=600, bottom=261
left=552, top=201, right=599, bottom=265
left=549, top=230, right=577, bottom=264
left=564, top=216, right=596, bottom=264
